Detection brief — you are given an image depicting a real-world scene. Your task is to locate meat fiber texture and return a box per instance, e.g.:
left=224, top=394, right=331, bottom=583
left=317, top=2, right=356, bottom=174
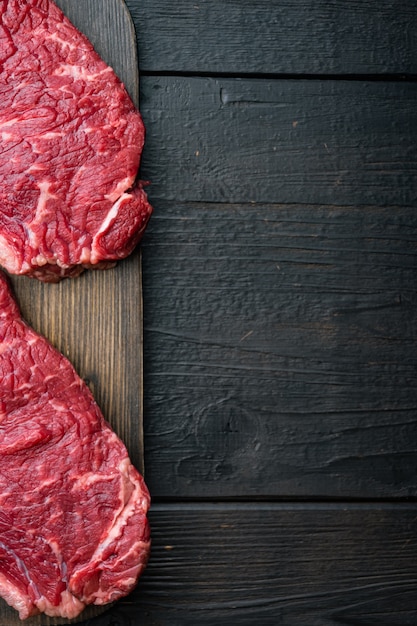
left=0, top=0, right=152, bottom=282
left=0, top=272, right=151, bottom=620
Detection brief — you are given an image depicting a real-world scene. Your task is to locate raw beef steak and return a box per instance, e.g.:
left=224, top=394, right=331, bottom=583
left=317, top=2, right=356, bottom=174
left=0, top=0, right=152, bottom=282
left=0, top=272, right=151, bottom=620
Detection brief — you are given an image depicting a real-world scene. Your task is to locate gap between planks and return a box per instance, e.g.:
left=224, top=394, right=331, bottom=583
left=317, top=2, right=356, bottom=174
left=141, top=70, right=417, bottom=82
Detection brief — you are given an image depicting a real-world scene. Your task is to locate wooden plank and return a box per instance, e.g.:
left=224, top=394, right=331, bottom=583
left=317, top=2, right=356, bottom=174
left=2, top=1, right=145, bottom=625
left=126, top=0, right=417, bottom=75
left=141, top=202, right=417, bottom=499
left=79, top=503, right=417, bottom=625
left=140, top=76, right=417, bottom=207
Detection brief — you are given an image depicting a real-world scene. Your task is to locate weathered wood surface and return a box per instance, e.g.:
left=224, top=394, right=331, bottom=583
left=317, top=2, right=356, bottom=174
left=74, top=503, right=417, bottom=626
left=139, top=76, right=417, bottom=206
left=2, top=1, right=144, bottom=625
left=114, top=0, right=416, bottom=623
left=126, top=0, right=417, bottom=75
left=141, top=202, right=417, bottom=499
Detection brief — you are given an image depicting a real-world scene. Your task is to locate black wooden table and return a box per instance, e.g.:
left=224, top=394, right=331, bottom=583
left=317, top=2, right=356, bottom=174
left=83, top=1, right=417, bottom=624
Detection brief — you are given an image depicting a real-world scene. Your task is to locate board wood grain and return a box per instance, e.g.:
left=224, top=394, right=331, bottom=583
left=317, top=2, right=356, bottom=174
left=139, top=76, right=417, bottom=207
left=2, top=1, right=145, bottom=625
left=94, top=503, right=417, bottom=626
left=126, top=0, right=417, bottom=75
left=141, top=202, right=417, bottom=499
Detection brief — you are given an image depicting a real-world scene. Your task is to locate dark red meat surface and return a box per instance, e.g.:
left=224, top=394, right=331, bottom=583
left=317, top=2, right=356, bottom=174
left=0, top=272, right=151, bottom=619
left=0, top=0, right=152, bottom=281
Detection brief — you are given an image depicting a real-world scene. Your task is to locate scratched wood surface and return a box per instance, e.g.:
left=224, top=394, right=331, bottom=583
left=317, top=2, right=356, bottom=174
left=126, top=0, right=417, bottom=75
left=129, top=503, right=417, bottom=626
left=130, top=0, right=414, bottom=623
left=138, top=76, right=417, bottom=206
left=2, top=1, right=143, bottom=625
left=140, top=202, right=417, bottom=500
left=131, top=0, right=415, bottom=623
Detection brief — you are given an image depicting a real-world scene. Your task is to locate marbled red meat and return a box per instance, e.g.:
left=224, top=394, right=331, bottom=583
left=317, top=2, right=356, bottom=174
left=0, top=272, right=151, bottom=619
left=0, top=0, right=152, bottom=281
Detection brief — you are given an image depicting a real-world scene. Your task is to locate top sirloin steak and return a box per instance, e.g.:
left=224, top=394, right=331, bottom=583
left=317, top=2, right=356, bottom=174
left=0, top=269, right=151, bottom=620
left=0, top=0, right=152, bottom=281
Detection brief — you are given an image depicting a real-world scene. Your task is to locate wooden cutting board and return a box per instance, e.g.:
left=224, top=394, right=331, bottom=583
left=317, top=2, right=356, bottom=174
left=2, top=1, right=145, bottom=624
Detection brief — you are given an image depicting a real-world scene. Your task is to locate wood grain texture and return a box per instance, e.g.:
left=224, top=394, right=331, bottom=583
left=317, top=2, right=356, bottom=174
left=141, top=202, right=417, bottom=499
left=1, top=1, right=144, bottom=625
left=139, top=76, right=417, bottom=206
left=73, top=503, right=417, bottom=626
left=125, top=0, right=417, bottom=75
